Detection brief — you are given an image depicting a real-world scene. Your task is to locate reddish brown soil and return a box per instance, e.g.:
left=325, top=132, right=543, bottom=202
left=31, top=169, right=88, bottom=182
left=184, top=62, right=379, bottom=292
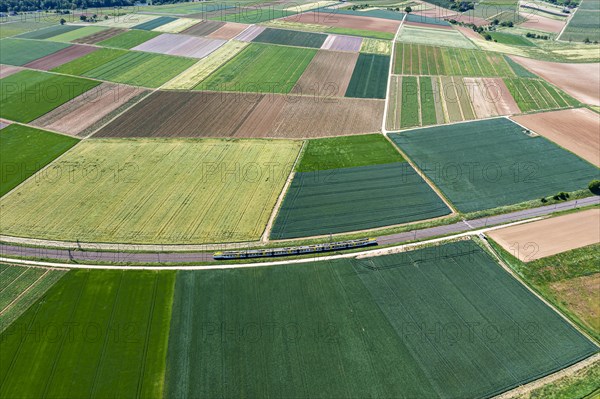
left=0, top=65, right=23, bottom=79
left=510, top=56, right=600, bottom=106
left=94, top=90, right=384, bottom=138
left=484, top=77, right=521, bottom=115
left=23, top=45, right=98, bottom=71
left=32, top=83, right=146, bottom=135
left=455, top=25, right=482, bottom=40
left=512, top=108, right=600, bottom=167
left=281, top=12, right=401, bottom=33
left=293, top=50, right=358, bottom=97
left=519, top=12, right=565, bottom=33
left=181, top=20, right=225, bottom=36
left=207, top=22, right=250, bottom=39
left=73, top=28, right=126, bottom=44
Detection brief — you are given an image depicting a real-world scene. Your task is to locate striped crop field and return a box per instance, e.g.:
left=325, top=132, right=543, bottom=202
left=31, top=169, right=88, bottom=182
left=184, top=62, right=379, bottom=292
left=504, top=78, right=581, bottom=112
left=0, top=139, right=301, bottom=244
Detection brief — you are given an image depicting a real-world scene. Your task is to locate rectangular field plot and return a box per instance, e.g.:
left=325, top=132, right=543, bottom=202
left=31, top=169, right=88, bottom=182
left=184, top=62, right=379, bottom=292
left=0, top=265, right=67, bottom=333
left=560, top=0, right=600, bottom=42
left=132, top=33, right=226, bottom=58
left=0, top=270, right=175, bottom=398
left=390, top=118, right=600, bottom=213
left=393, top=43, right=516, bottom=77
left=73, top=27, right=126, bottom=44
left=0, top=124, right=79, bottom=197
left=293, top=50, right=358, bottom=96
left=252, top=27, right=327, bottom=48
left=0, top=38, right=71, bottom=66
left=320, top=34, right=363, bottom=52
left=0, top=139, right=301, bottom=244
left=23, top=44, right=98, bottom=71
left=200, top=43, right=316, bottom=94
left=165, top=240, right=598, bottom=398
left=0, top=70, right=100, bottom=122
left=47, top=26, right=110, bottom=42
left=281, top=12, right=401, bottom=34
left=270, top=162, right=450, bottom=239
left=16, top=24, right=83, bottom=40
left=360, top=38, right=392, bottom=55
left=345, top=53, right=390, bottom=99
left=504, top=78, right=581, bottom=112
left=397, top=25, right=476, bottom=49
left=131, top=15, right=177, bottom=30
left=97, top=29, right=161, bottom=49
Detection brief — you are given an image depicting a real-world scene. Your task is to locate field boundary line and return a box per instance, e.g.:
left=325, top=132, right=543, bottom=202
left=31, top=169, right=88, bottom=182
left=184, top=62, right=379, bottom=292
left=556, top=0, right=579, bottom=41
left=0, top=218, right=543, bottom=270
left=0, top=269, right=49, bottom=315
left=381, top=13, right=406, bottom=134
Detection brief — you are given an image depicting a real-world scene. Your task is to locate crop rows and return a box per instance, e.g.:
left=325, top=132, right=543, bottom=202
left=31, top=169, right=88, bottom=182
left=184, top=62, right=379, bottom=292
left=504, top=78, right=581, bottom=112
left=345, top=53, right=390, bottom=99
left=252, top=27, right=328, bottom=48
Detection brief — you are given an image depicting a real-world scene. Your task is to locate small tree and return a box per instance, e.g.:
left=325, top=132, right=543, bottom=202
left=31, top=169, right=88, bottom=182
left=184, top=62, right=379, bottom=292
left=589, top=180, right=600, bottom=195
left=80, top=15, right=87, bottom=22
left=60, top=18, right=66, bottom=25
left=405, top=6, right=412, bottom=13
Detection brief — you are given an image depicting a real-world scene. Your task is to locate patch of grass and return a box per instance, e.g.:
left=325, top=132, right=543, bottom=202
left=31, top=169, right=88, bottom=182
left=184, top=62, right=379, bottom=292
left=0, top=269, right=176, bottom=398
left=326, top=27, right=395, bottom=40
left=360, top=38, right=392, bottom=54
left=46, top=25, right=109, bottom=42
left=15, top=24, right=82, bottom=40
left=52, top=47, right=128, bottom=75
left=252, top=27, right=327, bottom=48
left=201, top=43, right=316, bottom=94
left=97, top=29, right=161, bottom=49
left=504, top=55, right=538, bottom=77
left=345, top=53, right=390, bottom=99
left=0, top=70, right=100, bottom=122
left=0, top=38, right=70, bottom=66
left=400, top=76, right=420, bottom=128
left=488, top=31, right=535, bottom=46
left=0, top=21, right=56, bottom=39
left=397, top=25, right=476, bottom=49
left=0, top=124, right=79, bottom=196
left=419, top=76, right=437, bottom=126
left=296, top=134, right=403, bottom=172
left=519, top=360, right=600, bottom=399
left=0, top=138, right=301, bottom=244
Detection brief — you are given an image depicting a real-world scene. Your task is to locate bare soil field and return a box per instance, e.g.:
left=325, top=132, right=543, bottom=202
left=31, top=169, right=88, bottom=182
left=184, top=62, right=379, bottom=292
left=321, top=34, right=363, bottom=51
left=293, top=50, right=358, bottom=96
left=512, top=108, right=600, bottom=166
left=448, top=14, right=490, bottom=26
left=281, top=12, right=401, bottom=33
left=132, top=33, right=226, bottom=58
left=465, top=77, right=521, bottom=117
left=207, top=22, right=250, bottom=39
left=488, top=209, right=600, bottom=262
left=73, top=27, right=126, bottom=44
left=234, top=25, right=266, bottom=41
left=23, top=45, right=98, bottom=70
left=0, top=65, right=23, bottom=79
left=519, top=12, right=566, bottom=33
left=510, top=56, right=600, bottom=106
left=95, top=90, right=384, bottom=138
left=455, top=25, right=482, bottom=41
left=31, top=83, right=147, bottom=135
left=181, top=20, right=226, bottom=36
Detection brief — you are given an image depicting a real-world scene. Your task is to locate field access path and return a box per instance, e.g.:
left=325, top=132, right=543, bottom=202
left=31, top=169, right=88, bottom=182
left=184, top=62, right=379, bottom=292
left=1, top=196, right=597, bottom=267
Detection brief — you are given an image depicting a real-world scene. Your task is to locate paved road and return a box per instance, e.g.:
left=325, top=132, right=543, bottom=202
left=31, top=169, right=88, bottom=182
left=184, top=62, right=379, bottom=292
left=1, top=196, right=598, bottom=264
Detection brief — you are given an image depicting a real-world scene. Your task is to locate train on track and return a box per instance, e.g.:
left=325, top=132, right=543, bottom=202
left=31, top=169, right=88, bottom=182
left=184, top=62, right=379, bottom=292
left=213, top=238, right=378, bottom=260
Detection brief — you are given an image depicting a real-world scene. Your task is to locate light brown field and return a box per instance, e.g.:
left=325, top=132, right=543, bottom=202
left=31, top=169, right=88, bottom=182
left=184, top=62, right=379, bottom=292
left=510, top=56, right=600, bottom=106
left=512, top=108, right=600, bottom=166
left=519, top=12, right=566, bottom=33
left=207, top=22, right=250, bottom=39
left=32, top=83, right=147, bottom=136
left=455, top=25, right=481, bottom=41
left=0, top=65, right=23, bottom=79
left=488, top=209, right=600, bottom=262
left=464, top=77, right=520, bottom=117
left=281, top=12, right=401, bottom=33
left=293, top=50, right=358, bottom=96
left=550, top=273, right=600, bottom=334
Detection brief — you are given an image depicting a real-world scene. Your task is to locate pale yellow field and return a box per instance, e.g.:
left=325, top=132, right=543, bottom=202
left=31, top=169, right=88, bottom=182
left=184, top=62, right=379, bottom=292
left=360, top=38, right=392, bottom=55
left=153, top=18, right=200, bottom=33
left=260, top=20, right=326, bottom=33
left=284, top=1, right=337, bottom=12
left=97, top=14, right=159, bottom=29
left=0, top=139, right=301, bottom=244
left=163, top=40, right=249, bottom=89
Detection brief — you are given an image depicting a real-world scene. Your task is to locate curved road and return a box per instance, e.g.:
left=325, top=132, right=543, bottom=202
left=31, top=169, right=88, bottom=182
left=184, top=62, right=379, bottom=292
left=1, top=196, right=597, bottom=265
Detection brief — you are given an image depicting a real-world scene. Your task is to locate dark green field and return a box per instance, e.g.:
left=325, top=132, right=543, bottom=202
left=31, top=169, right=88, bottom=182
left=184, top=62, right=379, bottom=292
left=0, top=124, right=79, bottom=197
left=0, top=38, right=70, bottom=66
left=164, top=240, right=598, bottom=398
left=390, top=118, right=599, bottom=213
left=296, top=134, right=403, bottom=172
left=0, top=270, right=175, bottom=398
left=16, top=24, right=83, bottom=40
left=132, top=16, right=177, bottom=30
left=488, top=32, right=534, bottom=46
left=252, top=27, right=327, bottom=48
left=270, top=162, right=450, bottom=239
left=0, top=70, right=100, bottom=122
left=97, top=30, right=161, bottom=49
left=345, top=53, right=390, bottom=99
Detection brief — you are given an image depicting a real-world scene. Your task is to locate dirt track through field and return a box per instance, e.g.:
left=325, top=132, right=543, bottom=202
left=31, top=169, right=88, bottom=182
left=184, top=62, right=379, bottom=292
left=512, top=108, right=600, bottom=166
left=23, top=45, right=98, bottom=70
left=282, top=12, right=401, bottom=33
left=293, top=50, right=358, bottom=96
left=488, top=208, right=600, bottom=262
left=510, top=56, right=600, bottom=106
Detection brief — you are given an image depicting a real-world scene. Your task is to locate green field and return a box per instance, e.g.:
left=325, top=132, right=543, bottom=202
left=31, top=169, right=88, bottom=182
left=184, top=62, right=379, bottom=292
left=47, top=26, right=109, bottom=42
left=400, top=76, right=420, bottom=128
left=201, top=43, right=316, bottom=94
left=252, top=27, right=327, bottom=48
left=16, top=24, right=83, bottom=40
left=327, top=27, right=395, bottom=40
left=393, top=43, right=516, bottom=76
left=132, top=15, right=177, bottom=30
left=387, top=75, right=444, bottom=130
left=504, top=78, right=581, bottom=112
left=0, top=70, right=100, bottom=122
left=560, top=0, right=600, bottom=42
left=0, top=264, right=67, bottom=333
left=0, top=270, right=175, bottom=398
left=271, top=162, right=450, bottom=238
left=53, top=48, right=196, bottom=88
left=397, top=25, right=476, bottom=49
left=207, top=7, right=302, bottom=23
left=0, top=20, right=56, bottom=39
left=296, top=134, right=403, bottom=172
left=0, top=139, right=301, bottom=244
left=488, top=31, right=535, bottom=46
left=164, top=240, right=598, bottom=398
left=0, top=124, right=79, bottom=197
left=0, top=38, right=70, bottom=66
left=345, top=53, right=390, bottom=99
left=97, top=30, right=161, bottom=49
left=390, top=118, right=599, bottom=213
left=504, top=55, right=538, bottom=77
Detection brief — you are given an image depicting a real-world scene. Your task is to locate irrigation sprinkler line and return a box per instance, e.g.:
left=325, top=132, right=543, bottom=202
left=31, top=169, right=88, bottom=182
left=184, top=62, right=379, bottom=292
left=381, top=13, right=406, bottom=134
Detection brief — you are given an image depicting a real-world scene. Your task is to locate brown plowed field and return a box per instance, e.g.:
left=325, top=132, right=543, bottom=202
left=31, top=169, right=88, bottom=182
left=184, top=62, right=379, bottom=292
left=0, top=65, right=23, bottom=79
left=181, top=20, right=226, bottom=36
left=207, top=22, right=250, bottom=39
left=73, top=28, right=126, bottom=44
left=95, top=90, right=384, bottom=138
left=281, top=12, right=400, bottom=33
left=293, top=50, right=358, bottom=97
left=31, top=83, right=147, bottom=135
left=512, top=108, right=600, bottom=166
left=23, top=45, right=98, bottom=71
left=510, top=56, right=600, bottom=106
left=519, top=12, right=565, bottom=34
left=455, top=25, right=482, bottom=41
left=488, top=209, right=600, bottom=262
left=480, top=77, right=521, bottom=115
